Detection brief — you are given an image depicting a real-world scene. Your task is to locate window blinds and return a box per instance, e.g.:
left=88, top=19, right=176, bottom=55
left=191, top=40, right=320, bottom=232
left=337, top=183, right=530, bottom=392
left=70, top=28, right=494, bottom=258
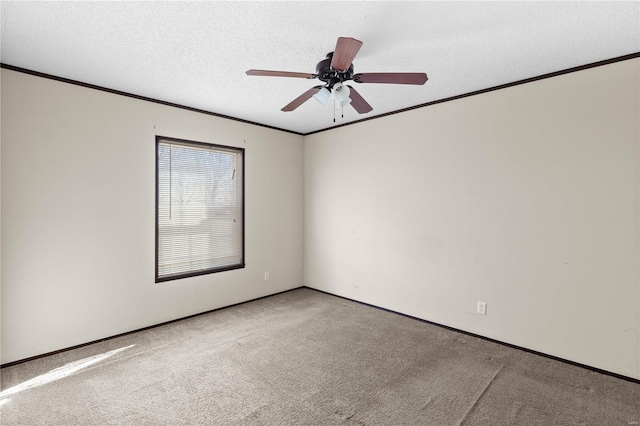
left=156, top=137, right=244, bottom=282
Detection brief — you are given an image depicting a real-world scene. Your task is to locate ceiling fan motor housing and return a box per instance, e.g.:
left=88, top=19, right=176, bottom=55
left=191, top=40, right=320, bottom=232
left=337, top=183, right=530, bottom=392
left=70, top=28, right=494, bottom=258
left=316, top=52, right=354, bottom=88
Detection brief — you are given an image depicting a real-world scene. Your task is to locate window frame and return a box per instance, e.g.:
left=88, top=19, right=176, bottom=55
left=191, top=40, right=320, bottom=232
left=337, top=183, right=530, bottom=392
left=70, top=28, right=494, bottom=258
left=155, top=135, right=245, bottom=283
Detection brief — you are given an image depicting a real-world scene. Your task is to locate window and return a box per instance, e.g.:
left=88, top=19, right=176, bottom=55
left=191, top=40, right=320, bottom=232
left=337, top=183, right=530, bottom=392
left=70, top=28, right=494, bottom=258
left=156, top=136, right=244, bottom=282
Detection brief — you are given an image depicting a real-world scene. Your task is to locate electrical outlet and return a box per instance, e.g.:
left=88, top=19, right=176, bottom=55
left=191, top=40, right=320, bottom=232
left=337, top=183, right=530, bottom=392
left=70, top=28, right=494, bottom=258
left=477, top=301, right=487, bottom=315
left=264, top=272, right=270, bottom=281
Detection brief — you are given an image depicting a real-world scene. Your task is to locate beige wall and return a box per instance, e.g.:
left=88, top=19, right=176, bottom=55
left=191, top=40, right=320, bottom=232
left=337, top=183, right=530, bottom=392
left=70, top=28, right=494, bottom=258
left=305, top=59, right=640, bottom=378
left=0, top=69, right=305, bottom=364
left=2, top=58, right=639, bottom=379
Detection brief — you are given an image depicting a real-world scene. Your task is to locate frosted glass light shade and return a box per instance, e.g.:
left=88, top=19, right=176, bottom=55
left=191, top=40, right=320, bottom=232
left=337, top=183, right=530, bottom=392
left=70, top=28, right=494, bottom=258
left=313, top=87, right=331, bottom=105
left=335, top=98, right=352, bottom=108
left=333, top=82, right=351, bottom=102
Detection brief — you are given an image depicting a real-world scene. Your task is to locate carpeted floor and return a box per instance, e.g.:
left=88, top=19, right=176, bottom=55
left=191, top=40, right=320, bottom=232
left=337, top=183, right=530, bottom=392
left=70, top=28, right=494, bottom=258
left=1, top=287, right=639, bottom=425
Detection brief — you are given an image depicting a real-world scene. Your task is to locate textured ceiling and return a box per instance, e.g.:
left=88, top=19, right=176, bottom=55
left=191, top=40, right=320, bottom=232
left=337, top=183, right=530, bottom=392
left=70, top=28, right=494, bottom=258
left=1, top=1, right=638, bottom=134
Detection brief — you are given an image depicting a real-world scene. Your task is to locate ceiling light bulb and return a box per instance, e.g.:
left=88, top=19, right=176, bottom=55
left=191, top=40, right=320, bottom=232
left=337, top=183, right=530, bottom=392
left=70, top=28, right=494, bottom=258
left=333, top=82, right=351, bottom=102
left=313, top=87, right=331, bottom=105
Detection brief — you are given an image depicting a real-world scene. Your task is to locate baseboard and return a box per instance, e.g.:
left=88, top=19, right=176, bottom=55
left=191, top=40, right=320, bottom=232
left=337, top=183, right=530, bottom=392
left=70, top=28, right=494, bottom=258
left=303, top=286, right=640, bottom=385
left=0, top=286, right=304, bottom=368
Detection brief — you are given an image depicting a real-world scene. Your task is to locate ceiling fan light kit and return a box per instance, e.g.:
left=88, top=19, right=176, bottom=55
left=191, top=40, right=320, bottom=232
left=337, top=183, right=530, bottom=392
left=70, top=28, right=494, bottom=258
left=246, top=37, right=428, bottom=117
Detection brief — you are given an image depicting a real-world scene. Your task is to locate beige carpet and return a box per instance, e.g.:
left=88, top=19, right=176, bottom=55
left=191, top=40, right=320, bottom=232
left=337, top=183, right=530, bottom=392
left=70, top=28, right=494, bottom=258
left=1, top=288, right=639, bottom=425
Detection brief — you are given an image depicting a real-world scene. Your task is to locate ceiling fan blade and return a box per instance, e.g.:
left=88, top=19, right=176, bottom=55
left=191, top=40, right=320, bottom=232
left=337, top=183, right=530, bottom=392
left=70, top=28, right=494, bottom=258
left=330, top=37, right=363, bottom=71
left=353, top=72, right=428, bottom=85
left=246, top=69, right=315, bottom=79
left=347, top=86, right=373, bottom=114
left=281, top=86, right=323, bottom=112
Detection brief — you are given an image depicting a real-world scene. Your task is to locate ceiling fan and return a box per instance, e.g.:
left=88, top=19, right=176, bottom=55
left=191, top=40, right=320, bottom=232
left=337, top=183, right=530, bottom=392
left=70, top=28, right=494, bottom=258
left=246, top=37, right=428, bottom=114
